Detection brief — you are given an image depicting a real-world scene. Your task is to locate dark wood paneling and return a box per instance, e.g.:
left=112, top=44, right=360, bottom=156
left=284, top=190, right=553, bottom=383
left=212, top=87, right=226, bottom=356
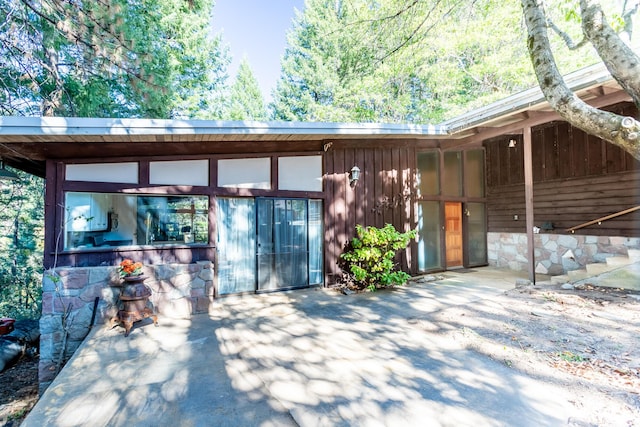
left=485, top=102, right=640, bottom=237
left=487, top=171, right=640, bottom=236
left=324, top=145, right=416, bottom=282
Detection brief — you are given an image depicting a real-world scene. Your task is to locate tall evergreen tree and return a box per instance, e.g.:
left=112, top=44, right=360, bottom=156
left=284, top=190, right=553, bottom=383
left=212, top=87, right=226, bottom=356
left=0, top=170, right=44, bottom=319
left=271, top=0, right=603, bottom=123
left=0, top=0, right=229, bottom=119
left=226, top=58, right=267, bottom=121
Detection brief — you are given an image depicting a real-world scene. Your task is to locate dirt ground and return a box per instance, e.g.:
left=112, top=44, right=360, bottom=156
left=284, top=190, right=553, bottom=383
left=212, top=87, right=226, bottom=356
left=0, top=347, right=39, bottom=427
left=433, top=281, right=640, bottom=426
left=0, top=281, right=638, bottom=426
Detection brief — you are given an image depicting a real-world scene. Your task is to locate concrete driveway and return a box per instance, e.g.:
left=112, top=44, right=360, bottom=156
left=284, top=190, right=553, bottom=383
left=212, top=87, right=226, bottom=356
left=23, top=269, right=574, bottom=427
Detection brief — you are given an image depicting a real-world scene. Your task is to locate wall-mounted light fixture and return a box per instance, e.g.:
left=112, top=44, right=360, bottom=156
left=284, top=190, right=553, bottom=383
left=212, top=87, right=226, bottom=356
left=349, top=166, right=360, bottom=187
left=508, top=139, right=517, bottom=148
left=0, top=160, right=19, bottom=181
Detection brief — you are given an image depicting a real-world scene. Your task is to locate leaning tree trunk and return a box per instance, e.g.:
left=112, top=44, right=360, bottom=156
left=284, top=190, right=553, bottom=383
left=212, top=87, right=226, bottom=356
left=580, top=0, right=640, bottom=108
left=521, top=0, right=640, bottom=160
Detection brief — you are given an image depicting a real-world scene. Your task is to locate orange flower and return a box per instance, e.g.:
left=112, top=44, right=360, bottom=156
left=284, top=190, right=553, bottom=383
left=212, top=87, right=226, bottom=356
left=118, top=259, right=143, bottom=277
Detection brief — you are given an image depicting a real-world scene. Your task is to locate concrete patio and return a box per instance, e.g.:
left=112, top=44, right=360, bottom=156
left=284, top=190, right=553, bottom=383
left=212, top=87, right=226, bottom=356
left=23, top=268, right=581, bottom=427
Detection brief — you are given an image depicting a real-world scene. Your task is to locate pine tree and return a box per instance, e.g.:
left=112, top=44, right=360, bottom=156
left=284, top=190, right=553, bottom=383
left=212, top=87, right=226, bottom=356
left=0, top=0, right=229, bottom=119
left=271, top=0, right=602, bottom=123
left=226, top=58, right=267, bottom=121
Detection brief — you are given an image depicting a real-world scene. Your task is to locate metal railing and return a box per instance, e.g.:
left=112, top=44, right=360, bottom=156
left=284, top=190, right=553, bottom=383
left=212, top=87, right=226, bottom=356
left=566, top=205, right=640, bottom=233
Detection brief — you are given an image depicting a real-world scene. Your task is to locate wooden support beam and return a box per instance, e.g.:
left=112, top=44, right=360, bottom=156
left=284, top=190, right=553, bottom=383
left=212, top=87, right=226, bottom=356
left=523, top=126, right=535, bottom=283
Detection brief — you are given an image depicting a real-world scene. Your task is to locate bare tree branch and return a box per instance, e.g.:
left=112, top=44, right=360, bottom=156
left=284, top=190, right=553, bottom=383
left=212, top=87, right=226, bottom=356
left=580, top=0, right=640, bottom=108
left=546, top=18, right=588, bottom=50
left=521, top=0, right=640, bottom=159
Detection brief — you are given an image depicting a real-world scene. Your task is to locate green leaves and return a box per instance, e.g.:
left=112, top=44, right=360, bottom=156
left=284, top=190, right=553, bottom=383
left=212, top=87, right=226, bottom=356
left=340, top=224, right=416, bottom=291
left=0, top=170, right=44, bottom=320
left=226, top=59, right=268, bottom=121
left=0, top=0, right=229, bottom=118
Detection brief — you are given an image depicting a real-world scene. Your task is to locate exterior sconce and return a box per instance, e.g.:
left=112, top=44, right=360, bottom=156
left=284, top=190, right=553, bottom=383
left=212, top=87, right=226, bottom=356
left=0, top=160, right=19, bottom=181
left=349, top=166, right=361, bottom=187
left=508, top=139, right=517, bottom=148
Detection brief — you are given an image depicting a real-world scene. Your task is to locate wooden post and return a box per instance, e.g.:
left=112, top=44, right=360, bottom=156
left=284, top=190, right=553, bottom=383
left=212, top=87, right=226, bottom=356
left=523, top=126, right=535, bottom=284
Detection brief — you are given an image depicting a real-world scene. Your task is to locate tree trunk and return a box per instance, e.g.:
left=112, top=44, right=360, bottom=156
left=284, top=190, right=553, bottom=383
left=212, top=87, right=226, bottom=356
left=580, top=0, right=640, bottom=108
left=0, top=320, right=40, bottom=372
left=521, top=0, right=640, bottom=160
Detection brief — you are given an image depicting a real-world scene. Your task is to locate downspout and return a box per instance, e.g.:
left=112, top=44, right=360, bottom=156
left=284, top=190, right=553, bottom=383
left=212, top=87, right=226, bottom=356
left=523, top=126, right=536, bottom=283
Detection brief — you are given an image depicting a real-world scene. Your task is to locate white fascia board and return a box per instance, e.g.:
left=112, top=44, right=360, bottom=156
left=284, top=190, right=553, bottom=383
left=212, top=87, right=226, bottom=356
left=0, top=116, right=448, bottom=137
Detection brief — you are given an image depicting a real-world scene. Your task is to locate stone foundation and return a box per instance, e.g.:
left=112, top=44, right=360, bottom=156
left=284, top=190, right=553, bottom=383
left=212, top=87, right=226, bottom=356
left=487, top=232, right=640, bottom=275
left=38, top=261, right=214, bottom=392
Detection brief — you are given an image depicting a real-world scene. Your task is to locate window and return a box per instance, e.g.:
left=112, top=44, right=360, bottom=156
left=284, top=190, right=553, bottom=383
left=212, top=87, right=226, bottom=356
left=64, top=192, right=208, bottom=250
left=149, top=160, right=209, bottom=186
left=443, top=151, right=462, bottom=196
left=278, top=156, right=323, bottom=191
left=66, top=162, right=139, bottom=184
left=218, top=158, right=271, bottom=189
left=465, top=150, right=485, bottom=197
left=417, top=152, right=439, bottom=196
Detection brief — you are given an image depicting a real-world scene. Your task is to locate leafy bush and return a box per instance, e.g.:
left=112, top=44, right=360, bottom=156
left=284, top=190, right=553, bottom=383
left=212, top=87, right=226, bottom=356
left=340, top=224, right=416, bottom=292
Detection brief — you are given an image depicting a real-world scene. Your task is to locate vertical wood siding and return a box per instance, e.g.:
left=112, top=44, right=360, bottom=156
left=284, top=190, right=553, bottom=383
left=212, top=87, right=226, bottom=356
left=324, top=144, right=416, bottom=284
left=485, top=102, right=640, bottom=236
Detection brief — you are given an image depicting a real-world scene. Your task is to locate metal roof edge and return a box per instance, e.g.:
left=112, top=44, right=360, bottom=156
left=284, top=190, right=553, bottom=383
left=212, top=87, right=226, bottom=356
left=0, top=63, right=618, bottom=140
left=440, top=63, right=612, bottom=134
left=0, top=116, right=448, bottom=137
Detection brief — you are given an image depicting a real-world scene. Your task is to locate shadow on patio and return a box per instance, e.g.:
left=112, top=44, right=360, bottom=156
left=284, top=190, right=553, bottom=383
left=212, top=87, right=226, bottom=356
left=24, top=268, right=580, bottom=427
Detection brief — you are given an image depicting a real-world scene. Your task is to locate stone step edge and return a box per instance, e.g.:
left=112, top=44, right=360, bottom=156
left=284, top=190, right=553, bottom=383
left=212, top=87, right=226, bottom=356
left=552, top=257, right=640, bottom=284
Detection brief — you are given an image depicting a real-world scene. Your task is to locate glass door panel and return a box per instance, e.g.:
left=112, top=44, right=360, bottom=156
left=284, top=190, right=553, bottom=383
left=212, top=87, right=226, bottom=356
left=466, top=202, right=487, bottom=266
left=417, top=201, right=442, bottom=271
left=308, top=200, right=324, bottom=285
left=258, top=198, right=309, bottom=290
left=217, top=198, right=256, bottom=295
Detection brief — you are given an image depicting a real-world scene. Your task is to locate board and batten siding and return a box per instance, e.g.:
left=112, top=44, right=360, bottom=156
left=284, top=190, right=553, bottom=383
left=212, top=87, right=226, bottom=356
left=323, top=144, right=417, bottom=284
left=485, top=102, right=640, bottom=236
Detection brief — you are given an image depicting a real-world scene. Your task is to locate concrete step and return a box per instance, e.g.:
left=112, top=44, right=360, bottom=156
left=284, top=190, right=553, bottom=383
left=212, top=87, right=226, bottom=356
left=606, top=256, right=634, bottom=267
left=586, top=262, right=615, bottom=275
left=567, top=269, right=590, bottom=280
left=551, top=274, right=570, bottom=285
left=627, top=249, right=640, bottom=262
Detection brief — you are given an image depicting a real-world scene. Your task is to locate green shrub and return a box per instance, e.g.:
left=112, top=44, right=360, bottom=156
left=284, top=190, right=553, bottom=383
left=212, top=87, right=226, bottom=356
left=340, top=224, right=416, bottom=292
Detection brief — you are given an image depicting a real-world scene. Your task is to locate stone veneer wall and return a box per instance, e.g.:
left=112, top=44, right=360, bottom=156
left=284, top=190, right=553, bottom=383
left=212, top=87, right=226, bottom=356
left=39, top=261, right=214, bottom=391
left=487, top=232, right=640, bottom=275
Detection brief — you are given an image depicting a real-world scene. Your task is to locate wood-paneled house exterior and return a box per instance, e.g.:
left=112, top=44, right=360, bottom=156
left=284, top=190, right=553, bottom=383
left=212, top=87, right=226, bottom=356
left=0, top=64, right=638, bottom=388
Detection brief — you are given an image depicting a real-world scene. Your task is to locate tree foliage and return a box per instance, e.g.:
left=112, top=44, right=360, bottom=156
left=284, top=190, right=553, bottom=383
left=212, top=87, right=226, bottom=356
left=271, top=0, right=601, bottom=123
left=0, top=171, right=44, bottom=320
left=0, top=0, right=229, bottom=118
left=226, top=58, right=267, bottom=121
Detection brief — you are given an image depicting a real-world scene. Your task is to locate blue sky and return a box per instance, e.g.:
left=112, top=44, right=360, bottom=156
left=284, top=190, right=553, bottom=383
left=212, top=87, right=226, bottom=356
left=211, top=1, right=306, bottom=102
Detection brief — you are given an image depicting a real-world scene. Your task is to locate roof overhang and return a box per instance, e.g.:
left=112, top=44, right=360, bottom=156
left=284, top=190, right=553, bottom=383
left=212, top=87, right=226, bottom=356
left=0, top=63, right=632, bottom=177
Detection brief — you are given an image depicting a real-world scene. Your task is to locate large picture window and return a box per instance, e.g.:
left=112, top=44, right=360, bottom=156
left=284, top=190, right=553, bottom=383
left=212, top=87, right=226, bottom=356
left=63, top=192, right=208, bottom=250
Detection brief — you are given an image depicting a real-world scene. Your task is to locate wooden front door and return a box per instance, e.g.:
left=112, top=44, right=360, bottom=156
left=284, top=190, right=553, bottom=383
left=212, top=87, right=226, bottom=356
left=445, top=202, right=463, bottom=267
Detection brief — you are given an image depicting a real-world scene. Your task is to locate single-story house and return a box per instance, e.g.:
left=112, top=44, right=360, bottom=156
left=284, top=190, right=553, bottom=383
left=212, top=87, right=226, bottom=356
left=0, top=63, right=638, bottom=389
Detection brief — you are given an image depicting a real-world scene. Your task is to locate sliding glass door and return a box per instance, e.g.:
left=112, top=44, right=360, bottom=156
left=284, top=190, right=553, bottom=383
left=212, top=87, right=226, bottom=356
left=257, top=199, right=308, bottom=291
left=217, top=197, right=323, bottom=295
left=217, top=198, right=256, bottom=294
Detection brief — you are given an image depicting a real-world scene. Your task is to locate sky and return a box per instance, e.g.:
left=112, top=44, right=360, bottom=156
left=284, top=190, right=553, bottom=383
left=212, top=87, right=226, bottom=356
left=211, top=1, right=306, bottom=103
